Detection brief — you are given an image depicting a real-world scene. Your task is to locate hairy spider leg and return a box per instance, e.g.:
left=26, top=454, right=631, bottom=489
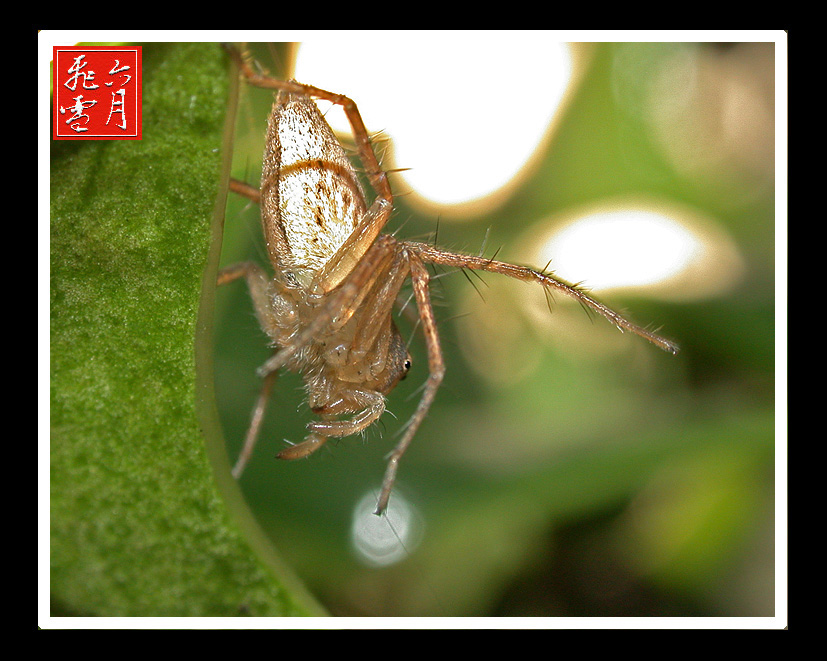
left=217, top=262, right=281, bottom=477
left=233, top=370, right=278, bottom=478
left=375, top=250, right=445, bottom=515
left=406, top=241, right=680, bottom=355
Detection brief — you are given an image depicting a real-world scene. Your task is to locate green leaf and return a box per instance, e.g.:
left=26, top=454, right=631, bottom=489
left=50, top=42, right=325, bottom=617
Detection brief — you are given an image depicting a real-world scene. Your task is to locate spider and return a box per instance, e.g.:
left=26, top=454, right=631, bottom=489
left=218, top=48, right=679, bottom=516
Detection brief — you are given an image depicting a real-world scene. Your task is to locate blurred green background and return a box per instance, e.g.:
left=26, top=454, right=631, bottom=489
left=214, top=40, right=777, bottom=617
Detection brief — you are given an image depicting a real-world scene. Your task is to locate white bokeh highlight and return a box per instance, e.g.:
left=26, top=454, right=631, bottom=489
left=530, top=202, right=745, bottom=301
left=542, top=210, right=701, bottom=291
left=350, top=489, right=422, bottom=567
left=295, top=35, right=574, bottom=212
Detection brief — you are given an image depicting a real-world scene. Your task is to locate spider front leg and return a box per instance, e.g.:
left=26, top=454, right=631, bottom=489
left=307, top=389, right=387, bottom=437
left=375, top=251, right=445, bottom=516
left=407, top=241, right=680, bottom=354
left=276, top=387, right=386, bottom=462
left=275, top=432, right=329, bottom=461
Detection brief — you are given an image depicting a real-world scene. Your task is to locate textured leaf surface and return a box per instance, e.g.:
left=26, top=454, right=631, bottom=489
left=50, top=42, right=324, bottom=617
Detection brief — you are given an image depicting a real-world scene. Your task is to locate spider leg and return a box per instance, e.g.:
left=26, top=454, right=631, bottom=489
left=375, top=251, right=445, bottom=516
left=307, top=390, right=386, bottom=437
left=217, top=261, right=286, bottom=345
left=347, top=246, right=411, bottom=363
left=406, top=241, right=680, bottom=354
left=231, top=369, right=278, bottom=478
left=276, top=432, right=328, bottom=460
left=318, top=197, right=393, bottom=293
left=218, top=262, right=282, bottom=478
left=228, top=178, right=260, bottom=204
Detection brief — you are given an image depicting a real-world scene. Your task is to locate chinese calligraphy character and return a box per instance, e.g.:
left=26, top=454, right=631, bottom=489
left=59, top=95, right=98, bottom=133
left=63, top=55, right=99, bottom=92
left=108, top=60, right=132, bottom=87
left=107, top=89, right=127, bottom=131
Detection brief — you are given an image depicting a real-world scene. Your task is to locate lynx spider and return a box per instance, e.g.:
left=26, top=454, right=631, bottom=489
left=219, top=48, right=679, bottom=516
